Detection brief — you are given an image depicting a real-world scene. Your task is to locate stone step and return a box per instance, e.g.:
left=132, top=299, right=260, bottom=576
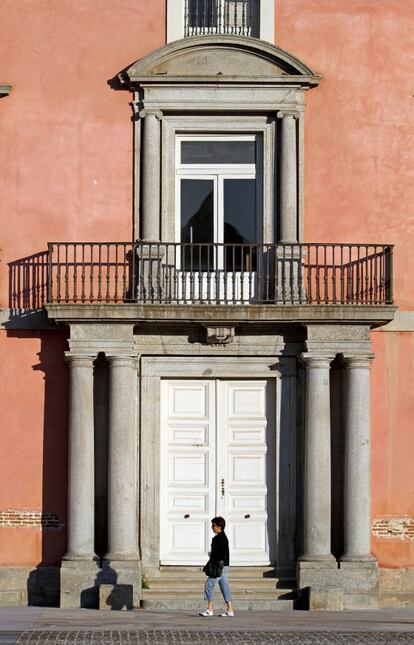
left=156, top=567, right=290, bottom=581
left=146, top=577, right=294, bottom=590
left=142, top=588, right=295, bottom=600
left=141, top=596, right=295, bottom=611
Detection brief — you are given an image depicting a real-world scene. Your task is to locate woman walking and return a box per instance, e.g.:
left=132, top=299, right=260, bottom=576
left=199, top=516, right=234, bottom=617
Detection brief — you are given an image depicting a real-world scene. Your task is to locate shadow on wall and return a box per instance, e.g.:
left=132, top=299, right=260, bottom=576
left=5, top=328, right=70, bottom=606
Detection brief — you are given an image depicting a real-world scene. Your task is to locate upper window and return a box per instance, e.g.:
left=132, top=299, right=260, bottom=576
left=167, top=0, right=274, bottom=44
left=184, top=0, right=260, bottom=38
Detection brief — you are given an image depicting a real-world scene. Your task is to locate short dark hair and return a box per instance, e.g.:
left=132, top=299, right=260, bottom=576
left=211, top=516, right=226, bottom=530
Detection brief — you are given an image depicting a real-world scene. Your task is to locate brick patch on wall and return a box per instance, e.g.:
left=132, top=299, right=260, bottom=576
left=372, top=516, right=414, bottom=541
left=0, top=510, right=64, bottom=529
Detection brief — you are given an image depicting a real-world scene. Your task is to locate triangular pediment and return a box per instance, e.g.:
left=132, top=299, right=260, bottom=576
left=126, top=36, right=320, bottom=85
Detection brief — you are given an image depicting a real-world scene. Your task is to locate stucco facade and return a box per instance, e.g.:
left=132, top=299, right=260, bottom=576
left=0, top=0, right=413, bottom=610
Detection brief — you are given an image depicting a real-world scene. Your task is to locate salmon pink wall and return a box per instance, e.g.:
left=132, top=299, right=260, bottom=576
left=276, top=0, right=414, bottom=310
left=0, top=0, right=165, bottom=307
left=0, top=330, right=69, bottom=565
left=0, top=1, right=413, bottom=569
left=371, top=331, right=414, bottom=567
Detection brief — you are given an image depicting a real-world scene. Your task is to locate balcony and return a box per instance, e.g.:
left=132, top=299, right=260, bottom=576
left=184, top=0, right=260, bottom=38
left=8, top=242, right=393, bottom=313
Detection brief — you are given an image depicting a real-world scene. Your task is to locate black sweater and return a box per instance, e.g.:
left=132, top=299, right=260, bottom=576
left=210, top=531, right=230, bottom=566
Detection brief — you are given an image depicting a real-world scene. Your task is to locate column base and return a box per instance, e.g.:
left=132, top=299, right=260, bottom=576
left=100, top=558, right=142, bottom=609
left=296, top=559, right=379, bottom=610
left=340, top=553, right=376, bottom=563
left=103, top=552, right=140, bottom=562
left=60, top=560, right=101, bottom=609
left=298, top=554, right=336, bottom=562
left=62, top=552, right=99, bottom=562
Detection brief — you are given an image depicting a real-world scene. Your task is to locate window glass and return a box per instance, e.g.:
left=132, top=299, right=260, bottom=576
left=181, top=179, right=215, bottom=270
left=188, top=0, right=218, bottom=28
left=223, top=178, right=257, bottom=270
left=181, top=179, right=214, bottom=243
left=223, top=179, right=256, bottom=244
left=181, top=140, right=255, bottom=165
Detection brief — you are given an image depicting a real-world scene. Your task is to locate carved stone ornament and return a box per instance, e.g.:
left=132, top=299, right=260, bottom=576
left=204, top=326, right=235, bottom=346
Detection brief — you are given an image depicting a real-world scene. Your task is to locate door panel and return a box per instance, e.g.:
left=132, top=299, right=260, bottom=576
left=161, top=380, right=215, bottom=564
left=217, top=380, right=273, bottom=565
left=160, top=379, right=274, bottom=565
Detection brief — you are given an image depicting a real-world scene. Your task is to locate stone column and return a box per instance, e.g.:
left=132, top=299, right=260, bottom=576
left=64, top=354, right=97, bottom=561
left=341, top=355, right=375, bottom=561
left=277, top=111, right=298, bottom=243
left=300, top=354, right=335, bottom=561
left=104, top=355, right=139, bottom=561
left=139, top=109, right=162, bottom=242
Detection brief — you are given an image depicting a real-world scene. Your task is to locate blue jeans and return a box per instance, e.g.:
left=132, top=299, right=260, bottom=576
left=204, top=565, right=232, bottom=602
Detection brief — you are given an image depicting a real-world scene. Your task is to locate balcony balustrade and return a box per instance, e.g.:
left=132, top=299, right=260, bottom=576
left=8, top=242, right=393, bottom=311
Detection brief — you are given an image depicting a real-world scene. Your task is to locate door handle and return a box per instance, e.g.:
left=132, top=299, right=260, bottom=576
left=184, top=514, right=190, bottom=519
left=244, top=514, right=251, bottom=519
left=221, top=478, right=225, bottom=498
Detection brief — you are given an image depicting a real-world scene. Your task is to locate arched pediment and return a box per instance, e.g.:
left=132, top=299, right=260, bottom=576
left=126, top=36, right=320, bottom=86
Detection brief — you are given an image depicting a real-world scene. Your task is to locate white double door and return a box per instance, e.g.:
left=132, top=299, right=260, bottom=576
left=160, top=379, right=275, bottom=565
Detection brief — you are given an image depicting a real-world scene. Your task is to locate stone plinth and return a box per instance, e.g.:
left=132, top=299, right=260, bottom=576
left=99, top=584, right=134, bottom=610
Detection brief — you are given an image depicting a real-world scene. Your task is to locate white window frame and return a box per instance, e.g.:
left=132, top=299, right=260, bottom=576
left=167, top=0, right=275, bottom=44
left=175, top=134, right=262, bottom=252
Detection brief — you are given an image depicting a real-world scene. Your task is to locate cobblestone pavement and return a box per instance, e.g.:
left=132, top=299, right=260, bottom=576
left=14, top=631, right=414, bottom=644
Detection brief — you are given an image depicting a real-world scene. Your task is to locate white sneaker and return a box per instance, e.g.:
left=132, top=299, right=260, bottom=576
left=219, top=610, right=234, bottom=617
left=199, top=609, right=213, bottom=616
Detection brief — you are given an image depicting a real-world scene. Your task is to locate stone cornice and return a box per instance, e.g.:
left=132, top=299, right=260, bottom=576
left=125, top=36, right=321, bottom=88
left=45, top=304, right=396, bottom=327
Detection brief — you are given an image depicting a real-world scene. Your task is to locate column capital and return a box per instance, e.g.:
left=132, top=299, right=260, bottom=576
left=65, top=352, right=96, bottom=367
left=106, top=354, right=138, bottom=368
left=300, top=353, right=335, bottom=368
left=138, top=109, right=163, bottom=120
left=342, top=354, right=375, bottom=369
left=277, top=110, right=300, bottom=120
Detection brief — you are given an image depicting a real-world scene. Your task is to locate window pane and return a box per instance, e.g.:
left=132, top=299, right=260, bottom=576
left=226, top=0, right=250, bottom=28
left=188, top=0, right=218, bottom=28
left=224, top=179, right=256, bottom=244
left=181, top=140, right=255, bottom=165
left=181, top=179, right=214, bottom=270
left=224, top=179, right=257, bottom=271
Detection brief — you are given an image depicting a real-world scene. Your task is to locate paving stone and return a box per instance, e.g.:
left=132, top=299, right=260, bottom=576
left=15, top=631, right=414, bottom=644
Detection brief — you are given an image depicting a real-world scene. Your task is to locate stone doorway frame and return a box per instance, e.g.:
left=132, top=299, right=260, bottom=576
left=139, top=355, right=298, bottom=578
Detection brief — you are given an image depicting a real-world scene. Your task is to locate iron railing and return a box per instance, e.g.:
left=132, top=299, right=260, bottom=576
left=39, top=242, right=393, bottom=306
left=184, top=0, right=259, bottom=38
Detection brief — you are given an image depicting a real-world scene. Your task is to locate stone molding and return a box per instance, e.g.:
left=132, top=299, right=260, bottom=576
left=305, top=323, right=374, bottom=356
left=126, top=36, right=320, bottom=84
left=45, top=304, right=397, bottom=325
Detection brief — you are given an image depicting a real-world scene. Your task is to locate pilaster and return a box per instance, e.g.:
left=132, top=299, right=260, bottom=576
left=139, top=109, right=163, bottom=241
left=277, top=110, right=299, bottom=244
